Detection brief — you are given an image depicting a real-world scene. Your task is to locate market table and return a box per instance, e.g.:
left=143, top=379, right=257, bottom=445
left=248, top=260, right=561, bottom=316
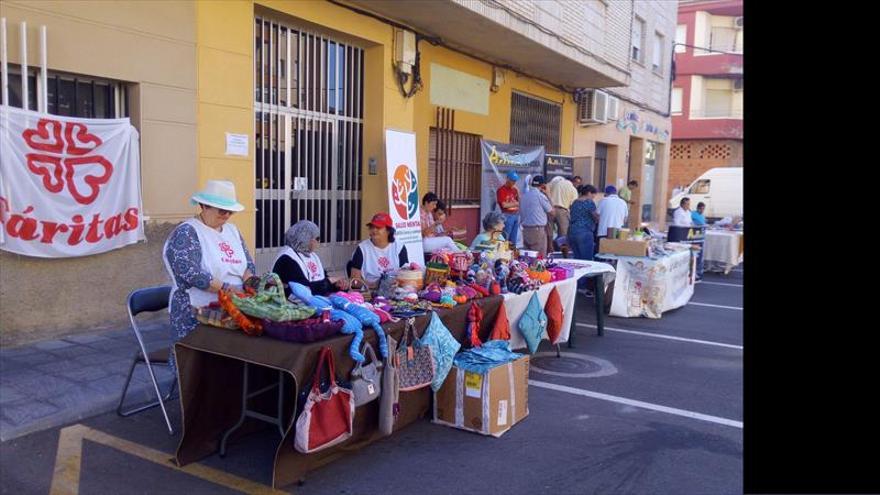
left=172, top=265, right=612, bottom=489
left=596, top=245, right=695, bottom=319
left=703, top=230, right=743, bottom=274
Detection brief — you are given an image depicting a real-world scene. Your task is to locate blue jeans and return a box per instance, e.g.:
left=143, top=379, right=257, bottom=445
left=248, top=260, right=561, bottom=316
left=503, top=213, right=520, bottom=246
left=568, top=227, right=594, bottom=289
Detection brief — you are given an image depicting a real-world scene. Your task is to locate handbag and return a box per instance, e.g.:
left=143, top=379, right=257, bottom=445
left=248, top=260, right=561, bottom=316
left=378, top=335, right=400, bottom=436
left=231, top=273, right=316, bottom=322
left=294, top=347, right=355, bottom=454
left=424, top=254, right=450, bottom=286
left=394, top=317, right=435, bottom=392
left=350, top=341, right=383, bottom=407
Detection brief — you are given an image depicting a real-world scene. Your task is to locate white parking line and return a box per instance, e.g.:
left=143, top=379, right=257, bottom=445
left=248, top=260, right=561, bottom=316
left=688, top=302, right=743, bottom=310
left=698, top=281, right=743, bottom=288
left=529, top=379, right=743, bottom=429
left=576, top=323, right=743, bottom=350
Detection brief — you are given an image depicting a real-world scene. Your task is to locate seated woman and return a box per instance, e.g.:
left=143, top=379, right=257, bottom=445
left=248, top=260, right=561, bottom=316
left=349, top=212, right=409, bottom=288
left=420, top=194, right=461, bottom=254
left=469, top=211, right=507, bottom=252
left=273, top=220, right=348, bottom=298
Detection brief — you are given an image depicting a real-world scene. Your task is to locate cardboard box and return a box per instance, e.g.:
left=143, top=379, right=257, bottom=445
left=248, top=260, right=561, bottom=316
left=433, top=355, right=529, bottom=437
left=599, top=238, right=650, bottom=257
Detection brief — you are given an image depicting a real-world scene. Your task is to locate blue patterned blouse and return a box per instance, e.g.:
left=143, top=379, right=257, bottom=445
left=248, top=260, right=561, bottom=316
left=570, top=199, right=597, bottom=233
left=164, top=222, right=256, bottom=348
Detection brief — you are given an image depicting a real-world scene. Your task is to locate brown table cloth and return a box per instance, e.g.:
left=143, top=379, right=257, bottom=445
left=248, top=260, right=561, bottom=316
left=174, top=296, right=503, bottom=489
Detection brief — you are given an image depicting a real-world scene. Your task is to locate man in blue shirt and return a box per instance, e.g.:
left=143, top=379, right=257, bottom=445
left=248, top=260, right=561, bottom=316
left=691, top=202, right=707, bottom=226
left=519, top=175, right=555, bottom=256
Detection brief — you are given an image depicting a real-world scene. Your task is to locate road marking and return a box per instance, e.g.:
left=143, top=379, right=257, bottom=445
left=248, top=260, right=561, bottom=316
left=688, top=302, right=743, bottom=310
left=50, top=424, right=284, bottom=495
left=576, top=323, right=743, bottom=350
left=697, top=281, right=743, bottom=287
left=529, top=380, right=743, bottom=429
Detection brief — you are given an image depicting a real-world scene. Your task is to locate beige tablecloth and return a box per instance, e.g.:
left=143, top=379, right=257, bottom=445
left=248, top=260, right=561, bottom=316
left=704, top=230, right=743, bottom=273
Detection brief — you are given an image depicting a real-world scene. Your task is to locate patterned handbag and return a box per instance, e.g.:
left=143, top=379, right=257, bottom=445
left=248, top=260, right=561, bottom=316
left=424, top=254, right=450, bottom=286
left=231, top=273, right=316, bottom=322
left=348, top=275, right=372, bottom=303
left=394, top=317, right=435, bottom=391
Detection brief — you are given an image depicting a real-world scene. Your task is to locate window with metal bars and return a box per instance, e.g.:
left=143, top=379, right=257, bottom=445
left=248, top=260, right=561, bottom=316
left=3, top=65, right=127, bottom=118
left=428, top=128, right=482, bottom=205
left=509, top=91, right=561, bottom=154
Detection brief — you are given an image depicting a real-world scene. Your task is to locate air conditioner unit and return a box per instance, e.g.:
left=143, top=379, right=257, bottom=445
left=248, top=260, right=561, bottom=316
left=734, top=16, right=743, bottom=28
left=733, top=78, right=744, bottom=91
left=578, top=89, right=608, bottom=125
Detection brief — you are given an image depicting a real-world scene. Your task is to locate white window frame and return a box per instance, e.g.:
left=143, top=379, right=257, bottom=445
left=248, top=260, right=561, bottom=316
left=675, top=25, right=687, bottom=53
left=653, top=31, right=665, bottom=75
left=632, top=16, right=646, bottom=65
left=671, top=87, right=683, bottom=115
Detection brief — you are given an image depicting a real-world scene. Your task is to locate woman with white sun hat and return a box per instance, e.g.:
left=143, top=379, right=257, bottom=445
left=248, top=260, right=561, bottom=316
left=163, top=180, right=256, bottom=351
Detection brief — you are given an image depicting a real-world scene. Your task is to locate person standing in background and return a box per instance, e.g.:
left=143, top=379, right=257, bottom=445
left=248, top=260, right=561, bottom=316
left=496, top=170, right=521, bottom=247
left=519, top=175, right=555, bottom=257
left=673, top=197, right=694, bottom=226
left=547, top=175, right=579, bottom=248
left=691, top=202, right=707, bottom=226
left=596, top=185, right=628, bottom=248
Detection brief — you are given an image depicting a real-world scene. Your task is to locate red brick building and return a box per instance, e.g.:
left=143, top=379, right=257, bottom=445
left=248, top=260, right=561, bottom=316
left=668, top=0, right=743, bottom=198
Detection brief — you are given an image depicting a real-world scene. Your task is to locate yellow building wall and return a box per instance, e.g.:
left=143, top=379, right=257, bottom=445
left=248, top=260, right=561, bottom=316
left=195, top=0, right=577, bottom=247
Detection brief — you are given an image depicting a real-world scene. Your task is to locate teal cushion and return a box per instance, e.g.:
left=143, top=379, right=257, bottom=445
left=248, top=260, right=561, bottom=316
left=518, top=292, right=548, bottom=354
left=418, top=311, right=462, bottom=392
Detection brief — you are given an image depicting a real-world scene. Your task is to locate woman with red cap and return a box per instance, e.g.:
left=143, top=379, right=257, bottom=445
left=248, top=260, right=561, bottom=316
left=348, top=212, right=409, bottom=288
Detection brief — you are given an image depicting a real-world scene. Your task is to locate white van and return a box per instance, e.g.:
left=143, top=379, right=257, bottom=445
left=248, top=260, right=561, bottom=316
left=668, top=167, right=743, bottom=220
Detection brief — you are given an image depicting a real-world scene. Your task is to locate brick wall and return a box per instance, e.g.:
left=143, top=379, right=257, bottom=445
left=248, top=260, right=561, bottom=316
left=667, top=139, right=742, bottom=199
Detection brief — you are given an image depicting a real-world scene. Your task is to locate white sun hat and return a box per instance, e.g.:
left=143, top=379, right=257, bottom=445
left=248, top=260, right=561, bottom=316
left=190, top=180, right=245, bottom=212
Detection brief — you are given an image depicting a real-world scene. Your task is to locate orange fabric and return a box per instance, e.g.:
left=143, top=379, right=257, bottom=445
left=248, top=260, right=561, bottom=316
left=489, top=301, right=511, bottom=341
left=545, top=287, right=564, bottom=344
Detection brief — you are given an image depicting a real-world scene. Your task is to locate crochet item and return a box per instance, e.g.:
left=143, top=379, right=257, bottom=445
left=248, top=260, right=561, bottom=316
left=489, top=300, right=511, bottom=341
left=290, top=283, right=364, bottom=362
left=329, top=295, right=389, bottom=358
left=545, top=286, right=565, bottom=344
left=466, top=302, right=484, bottom=348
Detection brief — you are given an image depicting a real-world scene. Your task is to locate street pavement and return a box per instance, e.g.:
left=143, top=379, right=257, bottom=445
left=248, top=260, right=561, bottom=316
left=0, top=267, right=743, bottom=494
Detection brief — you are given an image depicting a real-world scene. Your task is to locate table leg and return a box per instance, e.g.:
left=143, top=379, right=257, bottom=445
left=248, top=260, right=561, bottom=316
left=568, top=290, right=578, bottom=349
left=595, top=274, right=605, bottom=337
left=220, top=362, right=250, bottom=458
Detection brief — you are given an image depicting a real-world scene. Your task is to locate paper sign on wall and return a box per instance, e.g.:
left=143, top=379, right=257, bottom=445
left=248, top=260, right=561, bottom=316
left=225, top=133, right=249, bottom=156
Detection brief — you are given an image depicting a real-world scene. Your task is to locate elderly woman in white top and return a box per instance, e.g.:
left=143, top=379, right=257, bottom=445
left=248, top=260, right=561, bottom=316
left=164, top=180, right=256, bottom=364
left=273, top=220, right=348, bottom=298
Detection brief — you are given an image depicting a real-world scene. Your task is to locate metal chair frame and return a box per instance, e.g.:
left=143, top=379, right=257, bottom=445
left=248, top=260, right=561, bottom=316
left=116, top=285, right=178, bottom=435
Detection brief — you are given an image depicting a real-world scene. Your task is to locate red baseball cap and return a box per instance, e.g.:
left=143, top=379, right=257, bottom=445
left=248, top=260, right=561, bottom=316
left=367, top=212, right=394, bottom=229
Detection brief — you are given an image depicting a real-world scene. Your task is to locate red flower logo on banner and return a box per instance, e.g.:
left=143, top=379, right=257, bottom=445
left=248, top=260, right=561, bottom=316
left=21, top=118, right=114, bottom=205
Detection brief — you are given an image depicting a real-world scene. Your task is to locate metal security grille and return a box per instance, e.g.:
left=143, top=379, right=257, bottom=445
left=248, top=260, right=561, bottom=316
left=429, top=108, right=482, bottom=205
left=509, top=91, right=561, bottom=154
left=254, top=16, right=364, bottom=273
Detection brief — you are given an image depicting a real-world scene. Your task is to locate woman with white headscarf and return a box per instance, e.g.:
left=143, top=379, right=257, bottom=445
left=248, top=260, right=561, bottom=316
left=273, top=220, right=348, bottom=297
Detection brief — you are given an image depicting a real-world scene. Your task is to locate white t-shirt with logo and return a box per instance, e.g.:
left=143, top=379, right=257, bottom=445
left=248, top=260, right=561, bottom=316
left=171, top=218, right=248, bottom=308
left=273, top=246, right=326, bottom=282
left=356, top=239, right=402, bottom=284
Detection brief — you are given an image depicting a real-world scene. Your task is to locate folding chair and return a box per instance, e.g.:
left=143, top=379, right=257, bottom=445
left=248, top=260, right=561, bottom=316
left=117, top=285, right=177, bottom=435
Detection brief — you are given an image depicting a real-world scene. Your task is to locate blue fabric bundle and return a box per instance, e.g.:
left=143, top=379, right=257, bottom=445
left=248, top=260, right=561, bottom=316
left=329, top=295, right=389, bottom=358
left=453, top=340, right=524, bottom=374
left=291, top=283, right=365, bottom=362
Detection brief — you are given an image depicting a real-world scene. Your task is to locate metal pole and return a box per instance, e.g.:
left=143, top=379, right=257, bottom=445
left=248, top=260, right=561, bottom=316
left=40, top=25, right=47, bottom=113
left=1, top=18, right=9, bottom=105
left=19, top=21, right=28, bottom=111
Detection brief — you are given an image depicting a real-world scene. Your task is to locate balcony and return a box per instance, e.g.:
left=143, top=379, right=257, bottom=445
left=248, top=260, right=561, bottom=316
left=343, top=0, right=630, bottom=88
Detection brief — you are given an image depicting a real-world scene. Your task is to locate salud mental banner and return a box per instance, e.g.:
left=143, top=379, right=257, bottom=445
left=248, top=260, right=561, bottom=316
left=384, top=129, right=424, bottom=264
left=479, top=139, right=544, bottom=225
left=0, top=105, right=145, bottom=258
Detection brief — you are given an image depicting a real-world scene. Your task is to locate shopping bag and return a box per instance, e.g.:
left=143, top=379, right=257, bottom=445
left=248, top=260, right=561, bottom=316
left=379, top=335, right=400, bottom=436
left=394, top=318, right=435, bottom=391
left=350, top=341, right=383, bottom=407
left=294, top=347, right=355, bottom=454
